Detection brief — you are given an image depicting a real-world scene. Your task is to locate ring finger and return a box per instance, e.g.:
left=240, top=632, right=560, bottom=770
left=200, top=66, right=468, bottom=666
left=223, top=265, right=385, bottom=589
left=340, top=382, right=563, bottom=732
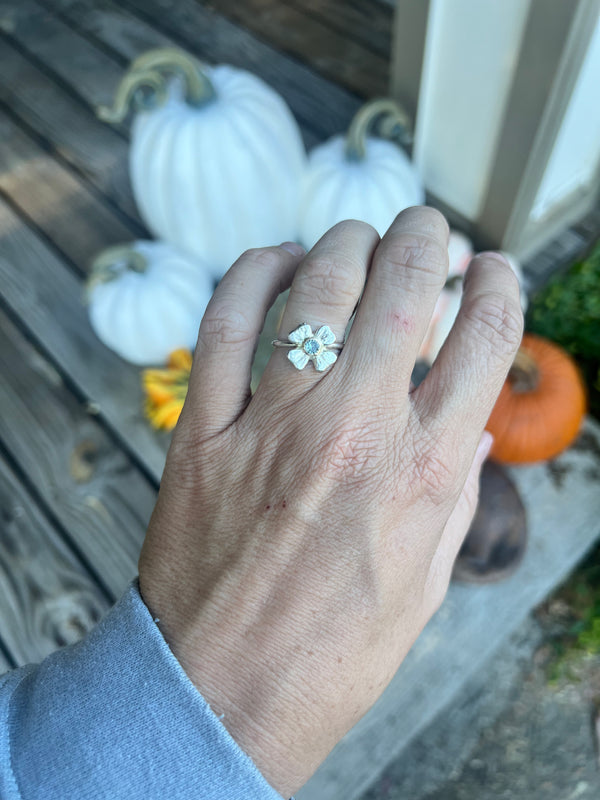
left=258, top=220, right=380, bottom=397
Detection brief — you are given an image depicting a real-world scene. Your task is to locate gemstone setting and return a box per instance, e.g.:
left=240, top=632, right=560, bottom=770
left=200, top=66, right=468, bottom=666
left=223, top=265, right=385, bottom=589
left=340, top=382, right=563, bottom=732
left=303, top=338, right=322, bottom=356
left=283, top=324, right=340, bottom=371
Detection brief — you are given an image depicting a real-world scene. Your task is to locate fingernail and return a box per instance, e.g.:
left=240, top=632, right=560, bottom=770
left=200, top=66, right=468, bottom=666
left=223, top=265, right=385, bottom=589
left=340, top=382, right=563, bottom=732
left=477, top=431, right=494, bottom=462
left=279, top=241, right=306, bottom=257
left=473, top=251, right=510, bottom=267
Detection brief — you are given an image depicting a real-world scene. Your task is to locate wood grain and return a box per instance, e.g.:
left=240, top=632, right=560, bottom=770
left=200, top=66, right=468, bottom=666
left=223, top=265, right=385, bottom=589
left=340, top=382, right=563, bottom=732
left=0, top=308, right=156, bottom=598
left=281, top=0, right=392, bottom=58
left=0, top=110, right=140, bottom=271
left=31, top=0, right=359, bottom=143
left=212, top=0, right=390, bottom=98
left=0, top=39, right=141, bottom=225
left=0, top=0, right=126, bottom=112
left=0, top=197, right=170, bottom=482
left=111, top=0, right=361, bottom=137
left=0, top=453, right=109, bottom=666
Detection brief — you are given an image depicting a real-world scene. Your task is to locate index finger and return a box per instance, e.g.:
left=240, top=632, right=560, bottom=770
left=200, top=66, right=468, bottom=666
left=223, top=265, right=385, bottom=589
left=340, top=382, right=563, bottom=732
left=414, top=251, right=524, bottom=446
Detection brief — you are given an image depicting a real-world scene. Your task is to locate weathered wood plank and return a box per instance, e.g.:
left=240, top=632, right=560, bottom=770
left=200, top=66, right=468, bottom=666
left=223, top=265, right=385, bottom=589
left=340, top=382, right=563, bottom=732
left=43, top=0, right=172, bottom=60
left=0, top=453, right=109, bottom=666
left=281, top=0, right=392, bottom=58
left=0, top=110, right=138, bottom=271
left=14, top=0, right=360, bottom=142
left=0, top=0, right=126, bottom=112
left=28, top=0, right=312, bottom=150
left=213, top=0, right=389, bottom=98
left=0, top=39, right=142, bottom=225
left=0, top=198, right=169, bottom=482
left=0, top=308, right=155, bottom=598
left=109, top=0, right=361, bottom=137
left=0, top=645, right=13, bottom=675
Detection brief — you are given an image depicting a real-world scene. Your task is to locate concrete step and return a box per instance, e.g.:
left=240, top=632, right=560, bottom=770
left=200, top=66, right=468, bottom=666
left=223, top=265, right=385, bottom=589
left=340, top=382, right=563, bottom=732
left=297, top=418, right=600, bottom=800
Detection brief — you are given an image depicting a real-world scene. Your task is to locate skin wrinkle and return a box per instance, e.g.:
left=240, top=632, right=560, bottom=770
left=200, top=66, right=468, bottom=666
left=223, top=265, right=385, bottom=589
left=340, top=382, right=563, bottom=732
left=138, top=208, right=523, bottom=798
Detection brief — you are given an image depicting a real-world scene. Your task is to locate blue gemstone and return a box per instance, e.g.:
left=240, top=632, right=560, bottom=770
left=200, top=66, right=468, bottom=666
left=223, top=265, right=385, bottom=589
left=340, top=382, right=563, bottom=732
left=303, top=338, right=320, bottom=355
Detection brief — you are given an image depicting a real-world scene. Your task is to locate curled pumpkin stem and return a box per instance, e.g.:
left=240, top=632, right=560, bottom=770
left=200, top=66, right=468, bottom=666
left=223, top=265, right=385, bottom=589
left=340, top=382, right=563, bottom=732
left=97, top=47, right=216, bottom=124
left=345, top=98, right=413, bottom=161
left=97, top=67, right=169, bottom=124
left=85, top=245, right=147, bottom=301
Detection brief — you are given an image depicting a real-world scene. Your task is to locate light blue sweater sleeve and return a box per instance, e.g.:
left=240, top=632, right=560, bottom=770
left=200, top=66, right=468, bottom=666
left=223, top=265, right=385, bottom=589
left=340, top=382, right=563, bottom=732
left=0, top=580, right=285, bottom=800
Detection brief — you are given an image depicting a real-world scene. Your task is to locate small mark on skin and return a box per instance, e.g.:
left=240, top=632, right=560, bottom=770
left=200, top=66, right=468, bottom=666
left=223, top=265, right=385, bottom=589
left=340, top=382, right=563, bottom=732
left=390, top=311, right=415, bottom=335
left=282, top=500, right=287, bottom=509
left=337, top=656, right=342, bottom=664
left=265, top=505, right=271, bottom=511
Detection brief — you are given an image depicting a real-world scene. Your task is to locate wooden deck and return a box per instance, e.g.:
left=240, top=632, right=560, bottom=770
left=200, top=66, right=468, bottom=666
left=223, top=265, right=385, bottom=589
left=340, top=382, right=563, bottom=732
left=0, top=1, right=599, bottom=793
left=0, top=0, right=377, bottom=668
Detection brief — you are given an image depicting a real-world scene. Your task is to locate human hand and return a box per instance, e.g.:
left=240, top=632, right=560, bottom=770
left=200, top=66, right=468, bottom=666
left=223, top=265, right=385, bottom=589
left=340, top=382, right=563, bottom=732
left=138, top=207, right=523, bottom=797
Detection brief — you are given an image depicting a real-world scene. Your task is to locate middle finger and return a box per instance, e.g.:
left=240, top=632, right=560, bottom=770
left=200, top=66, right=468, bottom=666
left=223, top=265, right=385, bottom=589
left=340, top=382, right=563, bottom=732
left=343, top=207, right=449, bottom=395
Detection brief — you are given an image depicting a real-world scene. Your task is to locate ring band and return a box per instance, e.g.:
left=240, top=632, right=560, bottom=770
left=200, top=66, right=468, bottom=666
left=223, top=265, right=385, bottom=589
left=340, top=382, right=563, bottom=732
left=272, top=323, right=343, bottom=372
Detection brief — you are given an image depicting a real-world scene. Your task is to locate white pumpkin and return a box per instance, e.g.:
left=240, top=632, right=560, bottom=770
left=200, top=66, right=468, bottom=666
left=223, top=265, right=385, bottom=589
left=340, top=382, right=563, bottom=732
left=87, top=241, right=214, bottom=365
left=418, top=231, right=474, bottom=362
left=99, top=48, right=306, bottom=278
left=298, top=99, right=424, bottom=249
left=419, top=232, right=529, bottom=364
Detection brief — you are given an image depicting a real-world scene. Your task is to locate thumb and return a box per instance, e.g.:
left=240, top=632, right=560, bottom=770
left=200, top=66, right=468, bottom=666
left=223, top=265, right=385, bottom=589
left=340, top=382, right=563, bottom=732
left=449, top=430, right=494, bottom=550
left=424, top=431, right=493, bottom=602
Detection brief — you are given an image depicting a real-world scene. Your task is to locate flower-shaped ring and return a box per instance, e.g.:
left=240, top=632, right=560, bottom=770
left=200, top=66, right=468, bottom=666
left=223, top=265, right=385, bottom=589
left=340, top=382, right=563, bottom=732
left=271, top=323, right=343, bottom=372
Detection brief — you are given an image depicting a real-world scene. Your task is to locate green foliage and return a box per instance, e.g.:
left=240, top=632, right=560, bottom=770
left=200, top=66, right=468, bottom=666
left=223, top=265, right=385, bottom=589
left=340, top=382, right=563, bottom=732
left=544, top=541, right=600, bottom=683
left=527, top=239, right=600, bottom=418
left=529, top=242, right=600, bottom=675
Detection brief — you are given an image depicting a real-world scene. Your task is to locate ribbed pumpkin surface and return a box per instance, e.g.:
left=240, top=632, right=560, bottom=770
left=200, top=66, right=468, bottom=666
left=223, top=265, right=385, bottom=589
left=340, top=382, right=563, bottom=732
left=130, top=65, right=306, bottom=278
left=487, top=333, right=587, bottom=464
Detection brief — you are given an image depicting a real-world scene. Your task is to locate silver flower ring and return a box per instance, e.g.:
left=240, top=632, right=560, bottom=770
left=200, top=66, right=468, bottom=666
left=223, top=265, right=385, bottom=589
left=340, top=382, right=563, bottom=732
left=271, top=323, right=343, bottom=372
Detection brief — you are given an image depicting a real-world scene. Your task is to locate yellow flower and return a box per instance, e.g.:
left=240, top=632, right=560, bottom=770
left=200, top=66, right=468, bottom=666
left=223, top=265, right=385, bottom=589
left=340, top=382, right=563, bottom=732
left=142, top=349, right=193, bottom=431
left=167, top=348, right=193, bottom=371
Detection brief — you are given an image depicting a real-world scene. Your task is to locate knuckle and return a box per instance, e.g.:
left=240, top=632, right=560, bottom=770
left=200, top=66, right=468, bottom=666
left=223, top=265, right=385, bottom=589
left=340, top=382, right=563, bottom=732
left=199, top=302, right=254, bottom=348
left=296, top=255, right=364, bottom=307
left=318, top=418, right=384, bottom=484
left=162, top=428, right=204, bottom=490
left=378, top=233, right=448, bottom=284
left=410, top=440, right=457, bottom=501
left=239, top=246, right=282, bottom=271
left=463, top=292, right=524, bottom=356
left=328, top=218, right=379, bottom=241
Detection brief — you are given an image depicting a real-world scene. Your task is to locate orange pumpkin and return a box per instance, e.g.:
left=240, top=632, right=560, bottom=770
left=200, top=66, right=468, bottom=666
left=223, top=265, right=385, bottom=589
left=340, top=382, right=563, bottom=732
left=487, top=333, right=587, bottom=464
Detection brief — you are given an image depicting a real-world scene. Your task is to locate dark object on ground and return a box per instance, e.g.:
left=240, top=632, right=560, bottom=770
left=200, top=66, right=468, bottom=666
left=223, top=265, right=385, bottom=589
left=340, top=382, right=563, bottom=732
left=453, top=460, right=527, bottom=583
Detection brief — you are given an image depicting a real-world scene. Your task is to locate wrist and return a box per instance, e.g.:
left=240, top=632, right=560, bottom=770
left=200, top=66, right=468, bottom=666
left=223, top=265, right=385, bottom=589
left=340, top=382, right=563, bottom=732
left=140, top=577, right=317, bottom=797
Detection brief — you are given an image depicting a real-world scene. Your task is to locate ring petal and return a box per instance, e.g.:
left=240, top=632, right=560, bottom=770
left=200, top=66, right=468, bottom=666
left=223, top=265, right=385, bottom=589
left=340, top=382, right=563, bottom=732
left=314, top=350, right=337, bottom=371
left=288, top=323, right=312, bottom=344
left=315, top=325, right=336, bottom=345
left=288, top=348, right=310, bottom=370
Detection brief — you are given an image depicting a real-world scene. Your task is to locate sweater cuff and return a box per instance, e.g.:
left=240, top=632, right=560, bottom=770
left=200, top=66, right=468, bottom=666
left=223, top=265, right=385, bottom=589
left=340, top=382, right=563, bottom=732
left=1, top=580, right=284, bottom=800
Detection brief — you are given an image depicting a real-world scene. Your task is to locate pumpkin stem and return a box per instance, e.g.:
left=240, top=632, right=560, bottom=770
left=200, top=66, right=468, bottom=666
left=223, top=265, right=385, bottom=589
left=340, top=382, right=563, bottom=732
left=97, top=67, right=169, bottom=124
left=97, top=47, right=216, bottom=124
left=85, top=245, right=148, bottom=302
left=509, top=347, right=539, bottom=392
left=345, top=98, right=412, bottom=161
